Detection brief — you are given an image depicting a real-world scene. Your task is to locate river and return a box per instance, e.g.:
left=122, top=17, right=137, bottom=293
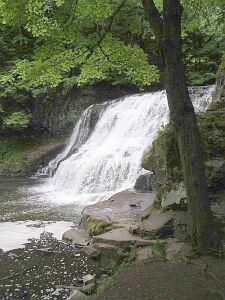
left=0, top=177, right=100, bottom=300
left=0, top=176, right=78, bottom=252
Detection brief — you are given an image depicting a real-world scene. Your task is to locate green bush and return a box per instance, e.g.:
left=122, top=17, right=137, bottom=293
left=3, top=111, right=31, bottom=130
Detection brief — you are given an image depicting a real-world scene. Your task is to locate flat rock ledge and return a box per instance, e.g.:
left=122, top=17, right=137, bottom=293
left=62, top=189, right=156, bottom=259
left=93, top=228, right=157, bottom=248
left=62, top=189, right=190, bottom=272
left=81, top=189, right=155, bottom=229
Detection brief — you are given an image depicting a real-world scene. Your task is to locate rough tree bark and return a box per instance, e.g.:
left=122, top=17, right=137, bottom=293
left=142, top=0, right=221, bottom=253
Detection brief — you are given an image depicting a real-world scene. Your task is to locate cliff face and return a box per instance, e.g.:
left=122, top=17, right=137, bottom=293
left=211, top=55, right=225, bottom=109
left=142, top=60, right=225, bottom=211
left=0, top=137, right=66, bottom=176
left=0, top=83, right=139, bottom=175
left=31, top=83, right=138, bottom=136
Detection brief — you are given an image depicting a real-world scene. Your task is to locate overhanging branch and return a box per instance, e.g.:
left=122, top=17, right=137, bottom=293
left=86, top=0, right=128, bottom=60
left=141, top=0, right=163, bottom=42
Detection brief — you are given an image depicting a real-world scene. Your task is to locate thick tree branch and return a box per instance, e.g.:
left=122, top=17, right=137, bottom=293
left=141, top=0, right=164, bottom=75
left=141, top=0, right=163, bottom=42
left=86, top=0, right=128, bottom=60
left=97, top=0, right=128, bottom=47
left=68, top=0, right=128, bottom=77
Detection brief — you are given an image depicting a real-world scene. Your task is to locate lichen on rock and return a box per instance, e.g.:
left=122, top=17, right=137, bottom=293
left=86, top=216, right=113, bottom=236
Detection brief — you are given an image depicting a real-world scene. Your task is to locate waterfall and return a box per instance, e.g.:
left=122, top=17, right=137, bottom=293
left=39, top=106, right=94, bottom=176
left=41, top=86, right=213, bottom=206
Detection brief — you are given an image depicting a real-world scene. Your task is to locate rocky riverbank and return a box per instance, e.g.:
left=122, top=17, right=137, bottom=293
left=1, top=62, right=224, bottom=300
left=60, top=170, right=225, bottom=299
left=60, top=66, right=225, bottom=299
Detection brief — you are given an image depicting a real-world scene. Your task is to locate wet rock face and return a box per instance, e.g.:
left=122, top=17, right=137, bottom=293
left=211, top=56, right=225, bottom=109
left=134, top=169, right=154, bottom=191
left=142, top=109, right=225, bottom=210
left=161, top=182, right=187, bottom=210
left=31, top=83, right=138, bottom=136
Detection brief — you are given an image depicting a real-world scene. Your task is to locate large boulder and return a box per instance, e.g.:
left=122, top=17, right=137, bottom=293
left=134, top=169, right=154, bottom=191
left=80, top=189, right=155, bottom=235
left=62, top=228, right=89, bottom=246
left=139, top=211, right=175, bottom=238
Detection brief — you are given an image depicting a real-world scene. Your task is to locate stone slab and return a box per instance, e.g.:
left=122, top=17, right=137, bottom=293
left=140, top=211, right=175, bottom=232
left=81, top=189, right=155, bottom=228
left=136, top=247, right=153, bottom=263
left=62, top=228, right=88, bottom=246
left=93, top=228, right=157, bottom=248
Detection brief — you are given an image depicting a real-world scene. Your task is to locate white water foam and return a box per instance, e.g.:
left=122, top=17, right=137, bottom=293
left=36, top=86, right=213, bottom=207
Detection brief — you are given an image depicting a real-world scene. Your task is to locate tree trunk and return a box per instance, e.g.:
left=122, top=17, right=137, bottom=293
left=162, top=0, right=220, bottom=253
left=142, top=0, right=221, bottom=253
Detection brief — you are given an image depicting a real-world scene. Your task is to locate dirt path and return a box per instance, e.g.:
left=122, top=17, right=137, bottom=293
left=91, top=258, right=225, bottom=300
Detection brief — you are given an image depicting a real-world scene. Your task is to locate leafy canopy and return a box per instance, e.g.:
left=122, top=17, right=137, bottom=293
left=0, top=0, right=159, bottom=93
left=0, top=0, right=224, bottom=130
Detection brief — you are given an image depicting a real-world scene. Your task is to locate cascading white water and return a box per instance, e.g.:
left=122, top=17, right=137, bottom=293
left=52, top=91, right=169, bottom=193
left=39, top=106, right=94, bottom=176
left=40, top=86, right=213, bottom=207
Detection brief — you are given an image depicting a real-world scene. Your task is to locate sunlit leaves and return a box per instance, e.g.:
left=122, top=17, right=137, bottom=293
left=0, top=0, right=161, bottom=92
left=77, top=36, right=159, bottom=88
left=13, top=48, right=89, bottom=89
left=76, top=0, right=112, bottom=24
left=0, top=0, right=60, bottom=36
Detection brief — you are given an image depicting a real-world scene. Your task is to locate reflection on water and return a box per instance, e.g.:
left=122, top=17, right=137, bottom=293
left=0, top=176, right=81, bottom=222
left=0, top=221, right=73, bottom=252
left=0, top=176, right=80, bottom=251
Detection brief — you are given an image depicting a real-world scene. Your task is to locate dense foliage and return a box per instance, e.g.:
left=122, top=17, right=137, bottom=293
left=0, top=0, right=224, bottom=131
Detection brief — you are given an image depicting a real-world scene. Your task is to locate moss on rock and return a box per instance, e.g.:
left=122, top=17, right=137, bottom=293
left=142, top=109, right=225, bottom=209
left=210, top=55, right=225, bottom=110
left=87, top=216, right=113, bottom=236
left=142, top=125, right=183, bottom=207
